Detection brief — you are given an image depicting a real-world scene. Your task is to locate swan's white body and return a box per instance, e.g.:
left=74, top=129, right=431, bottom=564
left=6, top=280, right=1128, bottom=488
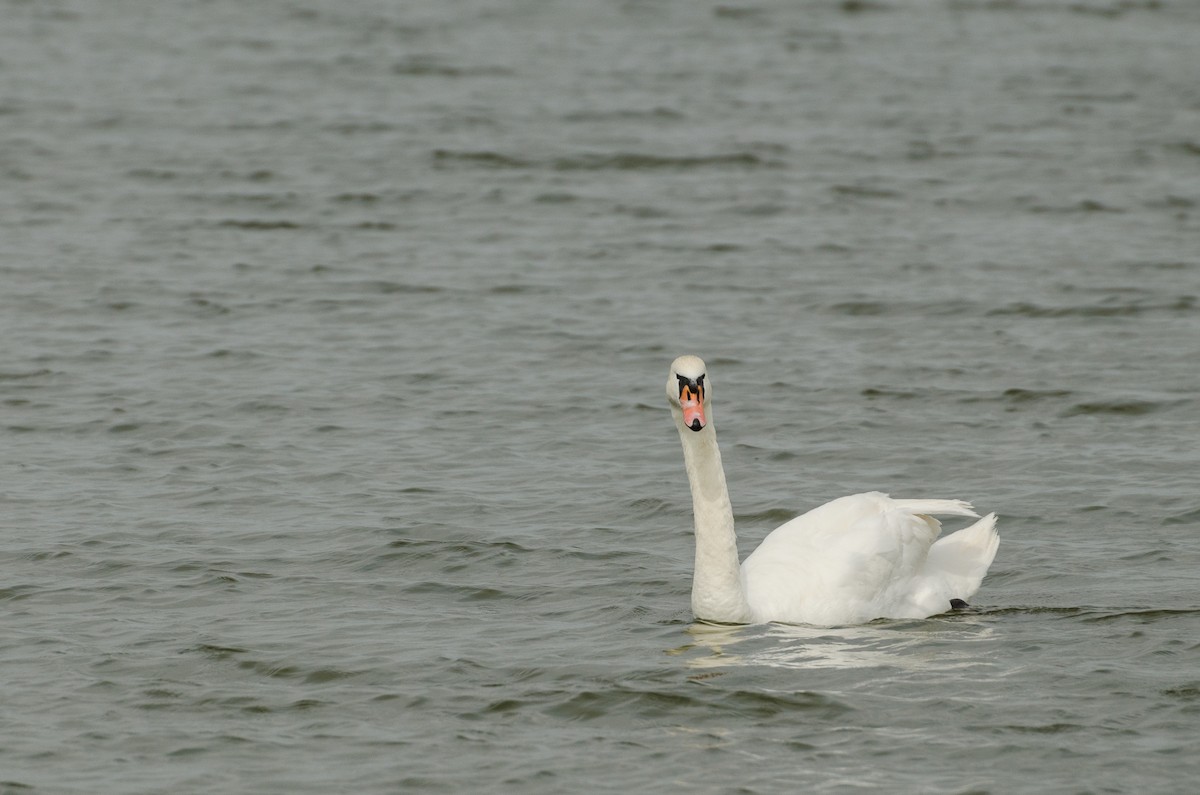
left=667, top=355, right=999, bottom=627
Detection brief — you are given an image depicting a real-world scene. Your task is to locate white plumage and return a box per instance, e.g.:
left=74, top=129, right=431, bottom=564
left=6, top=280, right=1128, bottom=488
left=667, top=355, right=999, bottom=627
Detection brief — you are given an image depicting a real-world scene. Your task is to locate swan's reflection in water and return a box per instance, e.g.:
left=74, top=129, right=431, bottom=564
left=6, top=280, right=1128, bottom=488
left=670, top=617, right=999, bottom=673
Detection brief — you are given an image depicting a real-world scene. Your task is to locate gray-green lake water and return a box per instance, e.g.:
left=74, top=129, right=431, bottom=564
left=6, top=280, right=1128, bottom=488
left=3, top=0, right=1199, bottom=792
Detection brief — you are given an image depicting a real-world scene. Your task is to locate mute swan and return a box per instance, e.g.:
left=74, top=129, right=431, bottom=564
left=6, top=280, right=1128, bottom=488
left=667, top=355, right=999, bottom=626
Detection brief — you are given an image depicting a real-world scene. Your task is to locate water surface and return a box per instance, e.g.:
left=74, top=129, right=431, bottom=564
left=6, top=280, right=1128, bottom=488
left=3, top=0, right=1199, bottom=792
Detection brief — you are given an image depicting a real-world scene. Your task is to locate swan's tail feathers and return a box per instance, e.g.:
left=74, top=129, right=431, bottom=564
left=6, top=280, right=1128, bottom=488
left=892, top=499, right=980, bottom=519
left=924, top=513, right=1000, bottom=601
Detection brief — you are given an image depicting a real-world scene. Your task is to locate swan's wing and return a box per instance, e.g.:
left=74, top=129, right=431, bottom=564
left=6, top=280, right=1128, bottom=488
left=749, top=492, right=960, bottom=562
left=921, top=512, right=999, bottom=604
left=742, top=493, right=998, bottom=624
left=890, top=498, right=979, bottom=520
left=742, top=493, right=947, bottom=624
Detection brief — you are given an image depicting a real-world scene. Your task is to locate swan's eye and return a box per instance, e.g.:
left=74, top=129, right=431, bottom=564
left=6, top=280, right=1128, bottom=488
left=676, top=374, right=704, bottom=402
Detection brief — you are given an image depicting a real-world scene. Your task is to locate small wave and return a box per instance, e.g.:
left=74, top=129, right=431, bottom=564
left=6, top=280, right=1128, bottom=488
left=1162, top=685, right=1200, bottom=700
left=958, top=388, right=1076, bottom=409
left=830, top=300, right=889, bottom=316
left=822, top=299, right=973, bottom=318
left=237, top=169, right=275, bottom=181
left=840, top=0, right=891, bottom=12
left=1125, top=257, right=1192, bottom=269
left=980, top=606, right=1200, bottom=624
left=430, top=149, right=777, bottom=171
left=488, top=283, right=554, bottom=295
left=126, top=167, right=182, bottom=181
left=189, top=191, right=298, bottom=208
left=1164, top=507, right=1200, bottom=526
left=532, top=191, right=580, bottom=204
left=189, top=692, right=332, bottom=715
left=325, top=121, right=399, bottom=134
left=216, top=219, right=302, bottom=230
left=1168, top=140, right=1200, bottom=159
left=561, top=107, right=685, bottom=123
left=1079, top=608, right=1200, bottom=624
left=185, top=647, right=360, bottom=689
left=861, top=386, right=919, bottom=399
left=350, top=280, right=443, bottom=295
left=0, top=369, right=54, bottom=380
left=1061, top=399, right=1177, bottom=417
left=391, top=57, right=513, bottom=78
left=1028, top=199, right=1125, bottom=214
left=546, top=546, right=644, bottom=562
left=1118, top=549, right=1176, bottom=563
left=1001, top=387, right=1074, bottom=403
left=995, top=721, right=1091, bottom=735
left=0, top=585, right=37, bottom=601
left=626, top=497, right=677, bottom=518
left=1066, top=3, right=1150, bottom=18
left=401, top=582, right=539, bottom=604
left=713, top=5, right=768, bottom=20
left=603, top=204, right=667, bottom=221
left=830, top=184, right=902, bottom=200
left=432, top=149, right=532, bottom=168
left=379, top=537, right=529, bottom=563
left=1055, top=92, right=1137, bottom=104
left=192, top=648, right=363, bottom=686
left=957, top=606, right=1087, bottom=619
left=108, top=422, right=141, bottom=433
left=534, top=684, right=850, bottom=722
left=190, top=643, right=249, bottom=659
left=331, top=192, right=382, bottom=203
left=431, top=539, right=529, bottom=556
left=988, top=298, right=1194, bottom=317
left=552, top=152, right=773, bottom=171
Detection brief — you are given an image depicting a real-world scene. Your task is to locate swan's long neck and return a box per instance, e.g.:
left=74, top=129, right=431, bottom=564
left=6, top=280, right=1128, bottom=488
left=676, top=413, right=752, bottom=624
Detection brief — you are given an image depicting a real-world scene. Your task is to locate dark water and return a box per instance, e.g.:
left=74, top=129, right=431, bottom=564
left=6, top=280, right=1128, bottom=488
left=3, top=0, right=1200, bottom=792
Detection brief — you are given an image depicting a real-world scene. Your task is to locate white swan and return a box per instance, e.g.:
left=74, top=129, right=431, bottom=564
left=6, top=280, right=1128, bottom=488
left=667, top=355, right=999, bottom=626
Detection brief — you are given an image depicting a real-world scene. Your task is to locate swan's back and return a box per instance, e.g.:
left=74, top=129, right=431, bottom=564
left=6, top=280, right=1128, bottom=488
left=741, top=492, right=998, bottom=626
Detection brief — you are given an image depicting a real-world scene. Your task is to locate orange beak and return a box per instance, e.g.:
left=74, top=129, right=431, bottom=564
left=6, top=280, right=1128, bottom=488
left=680, top=384, right=706, bottom=432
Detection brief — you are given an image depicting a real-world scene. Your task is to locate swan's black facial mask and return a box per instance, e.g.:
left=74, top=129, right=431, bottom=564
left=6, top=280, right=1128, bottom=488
left=675, top=374, right=705, bottom=400
left=676, top=374, right=706, bottom=432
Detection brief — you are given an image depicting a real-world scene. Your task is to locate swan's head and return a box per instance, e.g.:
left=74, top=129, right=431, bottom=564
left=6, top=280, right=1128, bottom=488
left=667, top=355, right=709, bottom=433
